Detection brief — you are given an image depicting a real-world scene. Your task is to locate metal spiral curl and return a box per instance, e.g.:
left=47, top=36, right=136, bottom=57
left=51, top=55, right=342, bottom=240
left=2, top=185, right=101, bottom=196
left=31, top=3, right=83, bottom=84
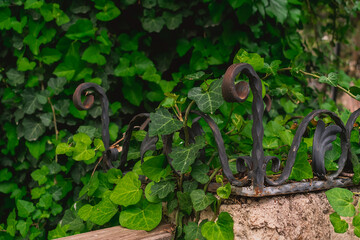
left=73, top=82, right=114, bottom=169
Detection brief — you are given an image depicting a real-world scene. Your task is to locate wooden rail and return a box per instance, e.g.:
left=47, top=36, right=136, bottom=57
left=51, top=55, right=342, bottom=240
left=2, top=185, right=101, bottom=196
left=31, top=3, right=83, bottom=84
left=57, top=224, right=172, bottom=240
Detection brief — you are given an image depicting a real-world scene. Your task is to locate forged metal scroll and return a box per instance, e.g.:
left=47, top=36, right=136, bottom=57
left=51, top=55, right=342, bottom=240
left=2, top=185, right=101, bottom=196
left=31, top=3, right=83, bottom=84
left=73, top=83, right=114, bottom=169
left=222, top=63, right=265, bottom=190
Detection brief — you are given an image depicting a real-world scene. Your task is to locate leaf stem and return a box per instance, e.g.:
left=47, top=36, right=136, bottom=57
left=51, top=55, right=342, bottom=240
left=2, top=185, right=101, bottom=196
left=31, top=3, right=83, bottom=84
left=211, top=198, right=222, bottom=221
left=204, top=167, right=221, bottom=192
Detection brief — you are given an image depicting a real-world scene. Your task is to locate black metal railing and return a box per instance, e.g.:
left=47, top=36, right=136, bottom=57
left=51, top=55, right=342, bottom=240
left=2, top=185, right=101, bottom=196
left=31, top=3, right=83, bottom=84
left=73, top=63, right=359, bottom=197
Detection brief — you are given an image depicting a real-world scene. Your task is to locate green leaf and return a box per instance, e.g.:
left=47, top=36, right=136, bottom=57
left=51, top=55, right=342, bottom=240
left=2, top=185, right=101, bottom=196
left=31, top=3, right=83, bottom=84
left=145, top=181, right=162, bottom=203
left=48, top=224, right=69, bottom=239
left=169, top=136, right=206, bottom=174
left=73, top=132, right=92, bottom=145
left=188, top=79, right=224, bottom=114
left=96, top=1, right=121, bottom=21
left=227, top=0, right=247, bottom=9
left=25, top=137, right=46, bottom=159
left=326, top=188, right=355, bottom=217
left=190, top=189, right=216, bottom=212
left=177, top=39, right=192, bottom=57
left=17, top=200, right=35, bottom=218
left=122, top=81, right=143, bottom=106
left=73, top=143, right=95, bottom=161
left=6, top=68, right=25, bottom=86
left=31, top=165, right=49, bottom=185
left=266, top=0, right=288, bottom=24
left=0, top=182, right=18, bottom=194
left=82, top=45, right=106, bottom=65
left=89, top=196, right=118, bottom=225
left=6, top=210, right=17, bottom=237
left=148, top=108, right=183, bottom=137
left=17, top=57, right=36, bottom=71
left=0, top=168, right=12, bottom=182
left=119, top=199, right=162, bottom=231
left=22, top=91, right=43, bottom=115
left=69, top=104, right=87, bottom=119
left=48, top=77, right=66, bottom=95
left=110, top=172, right=142, bottom=207
left=40, top=47, right=62, bottom=64
left=319, top=72, right=339, bottom=87
left=78, top=204, right=94, bottom=221
left=142, top=155, right=171, bottom=182
left=37, top=193, right=52, bottom=210
left=106, top=168, right=122, bottom=184
left=191, top=164, right=210, bottom=184
left=177, top=191, right=193, bottom=215
left=141, top=17, right=165, bottom=33
left=354, top=214, right=360, bottom=237
left=150, top=180, right=176, bottom=199
left=3, top=122, right=19, bottom=155
left=31, top=187, right=46, bottom=199
left=184, top=221, right=207, bottom=240
left=53, top=58, right=77, bottom=80
left=25, top=0, right=43, bottom=9
left=66, top=19, right=95, bottom=42
left=56, top=143, right=72, bottom=155
left=201, top=212, right=234, bottom=240
left=217, top=183, right=231, bottom=199
left=162, top=12, right=182, bottom=30
left=289, top=143, right=313, bottom=181
left=16, top=218, right=32, bottom=237
left=233, top=49, right=264, bottom=72
left=329, top=212, right=348, bottom=233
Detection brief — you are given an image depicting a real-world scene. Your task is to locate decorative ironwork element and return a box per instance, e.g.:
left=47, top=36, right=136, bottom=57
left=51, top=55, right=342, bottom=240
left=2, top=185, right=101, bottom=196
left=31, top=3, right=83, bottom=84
left=73, top=63, right=360, bottom=197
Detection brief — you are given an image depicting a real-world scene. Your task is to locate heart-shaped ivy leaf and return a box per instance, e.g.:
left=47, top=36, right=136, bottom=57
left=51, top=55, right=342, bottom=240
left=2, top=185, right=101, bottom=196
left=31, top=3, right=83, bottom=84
left=201, top=212, right=234, bottom=240
left=119, top=199, right=162, bottom=231
left=148, top=108, right=183, bottom=137
left=190, top=189, right=216, bottom=212
left=326, top=188, right=355, bottom=217
left=188, top=78, right=224, bottom=114
left=329, top=212, right=348, bottom=233
left=110, top=172, right=142, bottom=207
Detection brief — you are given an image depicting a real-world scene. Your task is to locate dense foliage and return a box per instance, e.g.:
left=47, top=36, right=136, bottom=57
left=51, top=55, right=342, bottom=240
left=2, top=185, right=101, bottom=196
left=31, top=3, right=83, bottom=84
left=1, top=0, right=360, bottom=239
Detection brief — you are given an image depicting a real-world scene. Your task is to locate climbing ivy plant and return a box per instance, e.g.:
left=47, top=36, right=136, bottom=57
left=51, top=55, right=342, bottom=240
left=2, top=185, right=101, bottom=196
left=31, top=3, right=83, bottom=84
left=1, top=0, right=360, bottom=239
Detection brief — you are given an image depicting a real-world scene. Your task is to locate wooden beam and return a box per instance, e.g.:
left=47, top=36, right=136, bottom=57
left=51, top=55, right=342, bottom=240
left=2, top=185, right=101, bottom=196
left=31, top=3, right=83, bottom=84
left=57, top=224, right=172, bottom=240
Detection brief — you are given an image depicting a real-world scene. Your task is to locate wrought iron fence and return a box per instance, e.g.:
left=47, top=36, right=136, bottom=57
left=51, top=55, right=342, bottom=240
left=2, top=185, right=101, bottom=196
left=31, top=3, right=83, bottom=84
left=73, top=63, right=359, bottom=197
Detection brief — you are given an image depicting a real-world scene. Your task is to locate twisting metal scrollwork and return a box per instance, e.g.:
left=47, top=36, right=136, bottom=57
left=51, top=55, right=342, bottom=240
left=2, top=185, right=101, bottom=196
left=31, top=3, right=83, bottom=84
left=73, top=63, right=360, bottom=197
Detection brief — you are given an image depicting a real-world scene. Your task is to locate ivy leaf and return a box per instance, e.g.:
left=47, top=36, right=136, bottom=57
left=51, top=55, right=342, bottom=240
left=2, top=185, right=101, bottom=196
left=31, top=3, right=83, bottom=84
left=177, top=192, right=193, bottom=215
left=106, top=168, right=122, bottom=184
left=56, top=143, right=72, bottom=155
left=233, top=49, right=264, bottom=71
left=78, top=204, right=94, bottom=221
left=3, top=122, right=19, bottom=155
left=329, top=212, right=348, bottom=233
left=0, top=168, right=12, bottom=182
left=48, top=224, right=70, bottom=239
left=162, top=12, right=182, bottom=30
left=25, top=137, right=46, bottom=160
left=184, top=220, right=207, bottom=240
left=6, top=210, right=16, bottom=237
left=266, top=0, right=288, bottom=24
left=24, top=0, right=44, bottom=9
left=150, top=180, right=176, bottom=199
left=169, top=136, right=206, bottom=174
left=37, top=193, right=53, bottom=210
left=73, top=132, right=92, bottom=145
left=72, top=143, right=95, bottom=161
left=6, top=68, right=25, bottom=86
left=22, top=119, right=45, bottom=141
left=48, top=77, right=66, bottom=95
left=66, top=19, right=95, bottom=42
left=289, top=143, right=313, bottom=181
left=17, top=200, right=36, bottom=218
left=31, top=165, right=49, bottom=185
left=188, top=78, right=224, bottom=114
left=145, top=181, right=162, bottom=203
left=191, top=164, right=210, bottom=184
left=81, top=45, right=106, bottom=65
left=110, top=172, right=142, bottom=207
left=88, top=196, right=118, bottom=225
left=96, top=1, right=121, bottom=21
left=319, top=72, right=338, bottom=87
left=148, top=108, right=183, bottom=137
left=190, top=189, right=216, bottom=212
left=326, top=188, right=355, bottom=217
left=264, top=60, right=281, bottom=75
left=353, top=214, right=360, bottom=237
left=201, top=212, right=234, bottom=240
left=17, top=57, right=36, bottom=71
left=217, top=183, right=231, bottom=199
left=141, top=17, right=165, bottom=33
left=119, top=199, right=162, bottom=231
left=39, top=47, right=62, bottom=64
left=16, top=218, right=32, bottom=238
left=22, top=91, right=43, bottom=114
left=53, top=57, right=77, bottom=80
left=141, top=155, right=171, bottom=182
